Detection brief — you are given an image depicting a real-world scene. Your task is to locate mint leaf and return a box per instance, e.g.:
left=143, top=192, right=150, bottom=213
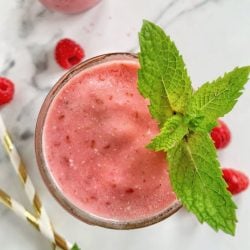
left=138, top=20, right=192, bottom=126
left=71, top=244, right=81, bottom=250
left=138, top=20, right=250, bottom=235
left=168, top=132, right=237, bottom=235
left=147, top=114, right=188, bottom=151
left=186, top=67, right=250, bottom=130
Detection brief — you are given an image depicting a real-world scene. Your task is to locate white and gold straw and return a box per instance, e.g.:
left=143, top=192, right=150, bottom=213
left=0, top=115, right=72, bottom=250
left=0, top=188, right=72, bottom=249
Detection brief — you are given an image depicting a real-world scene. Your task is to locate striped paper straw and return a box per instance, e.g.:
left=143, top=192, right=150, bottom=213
left=0, top=115, right=72, bottom=250
left=0, top=188, right=72, bottom=249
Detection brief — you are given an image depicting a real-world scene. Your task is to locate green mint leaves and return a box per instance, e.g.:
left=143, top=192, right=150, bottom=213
left=147, top=114, right=188, bottom=151
left=138, top=20, right=250, bottom=235
left=71, top=244, right=81, bottom=250
left=168, top=132, right=237, bottom=235
left=138, top=20, right=192, bottom=127
left=186, top=66, right=250, bottom=131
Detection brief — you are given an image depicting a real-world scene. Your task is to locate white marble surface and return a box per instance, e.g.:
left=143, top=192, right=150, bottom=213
left=1, top=0, right=250, bottom=249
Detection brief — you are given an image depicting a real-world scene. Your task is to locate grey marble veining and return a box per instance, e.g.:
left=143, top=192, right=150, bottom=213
left=0, top=0, right=250, bottom=249
left=0, top=59, right=15, bottom=76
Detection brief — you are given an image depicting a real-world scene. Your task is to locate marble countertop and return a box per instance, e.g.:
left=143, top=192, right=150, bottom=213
left=1, top=0, right=250, bottom=249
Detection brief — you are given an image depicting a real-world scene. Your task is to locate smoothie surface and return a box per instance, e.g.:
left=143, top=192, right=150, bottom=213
left=43, top=57, right=177, bottom=220
left=39, top=0, right=100, bottom=14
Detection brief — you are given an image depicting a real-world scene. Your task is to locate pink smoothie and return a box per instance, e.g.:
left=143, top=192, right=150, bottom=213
left=43, top=56, right=177, bottom=221
left=39, top=0, right=101, bottom=14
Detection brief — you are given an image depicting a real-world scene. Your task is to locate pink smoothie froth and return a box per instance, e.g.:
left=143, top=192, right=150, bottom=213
left=43, top=57, right=177, bottom=221
left=39, top=0, right=101, bottom=14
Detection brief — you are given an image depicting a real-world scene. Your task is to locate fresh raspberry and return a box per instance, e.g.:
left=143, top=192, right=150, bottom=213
left=222, top=168, right=249, bottom=195
left=0, top=77, right=15, bottom=105
left=210, top=120, right=231, bottom=149
left=55, top=38, right=85, bottom=69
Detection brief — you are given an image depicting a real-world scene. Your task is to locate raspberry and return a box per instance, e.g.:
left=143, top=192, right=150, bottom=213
left=222, top=168, right=249, bottom=195
left=0, top=77, right=15, bottom=105
left=55, top=38, right=85, bottom=69
left=210, top=120, right=231, bottom=149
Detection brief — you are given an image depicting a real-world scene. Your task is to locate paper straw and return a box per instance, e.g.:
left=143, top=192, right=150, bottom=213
left=0, top=115, right=72, bottom=250
left=0, top=188, right=72, bottom=249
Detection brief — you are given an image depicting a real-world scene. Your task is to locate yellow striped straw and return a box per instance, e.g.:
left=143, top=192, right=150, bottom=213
left=0, top=188, right=72, bottom=249
left=0, top=115, right=72, bottom=250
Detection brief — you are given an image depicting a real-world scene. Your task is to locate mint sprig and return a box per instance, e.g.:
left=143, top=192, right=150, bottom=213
left=138, top=20, right=250, bottom=235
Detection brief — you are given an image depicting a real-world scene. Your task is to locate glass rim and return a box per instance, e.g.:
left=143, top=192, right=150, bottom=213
left=35, top=52, right=182, bottom=229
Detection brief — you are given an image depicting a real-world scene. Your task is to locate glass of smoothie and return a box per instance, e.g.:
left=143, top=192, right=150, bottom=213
left=35, top=53, right=181, bottom=229
left=39, top=0, right=101, bottom=14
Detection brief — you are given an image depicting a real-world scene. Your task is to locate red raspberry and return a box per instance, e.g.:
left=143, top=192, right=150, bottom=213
left=55, top=38, right=85, bottom=69
left=210, top=120, right=231, bottom=149
left=222, top=168, right=249, bottom=195
left=0, top=77, right=15, bottom=105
